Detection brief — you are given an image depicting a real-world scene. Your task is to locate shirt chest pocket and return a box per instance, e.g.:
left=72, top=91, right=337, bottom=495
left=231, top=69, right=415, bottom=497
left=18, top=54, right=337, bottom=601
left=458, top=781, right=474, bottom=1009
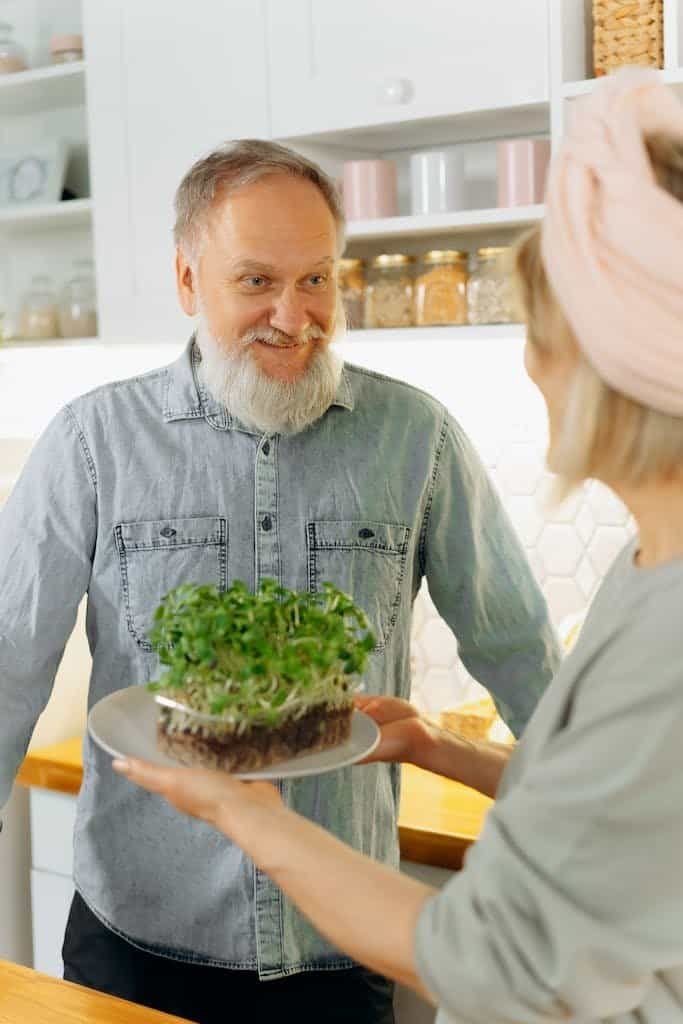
left=114, top=516, right=228, bottom=652
left=306, top=520, right=410, bottom=652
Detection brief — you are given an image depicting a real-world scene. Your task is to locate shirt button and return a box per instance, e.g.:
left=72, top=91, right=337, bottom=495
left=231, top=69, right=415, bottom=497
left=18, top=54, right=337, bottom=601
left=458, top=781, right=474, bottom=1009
left=261, top=515, right=273, bottom=532
left=160, top=526, right=177, bottom=538
left=262, top=440, right=270, bottom=456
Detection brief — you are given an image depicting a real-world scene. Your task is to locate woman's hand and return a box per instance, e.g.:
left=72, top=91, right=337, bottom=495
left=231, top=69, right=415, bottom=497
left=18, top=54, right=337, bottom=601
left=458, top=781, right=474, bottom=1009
left=112, top=758, right=285, bottom=850
left=354, top=695, right=433, bottom=767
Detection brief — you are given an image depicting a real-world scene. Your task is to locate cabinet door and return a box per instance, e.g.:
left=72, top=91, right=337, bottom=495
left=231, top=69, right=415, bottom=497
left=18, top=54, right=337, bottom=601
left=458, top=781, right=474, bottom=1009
left=266, top=0, right=549, bottom=138
left=29, top=789, right=77, bottom=877
left=84, top=0, right=270, bottom=341
left=30, top=870, right=74, bottom=979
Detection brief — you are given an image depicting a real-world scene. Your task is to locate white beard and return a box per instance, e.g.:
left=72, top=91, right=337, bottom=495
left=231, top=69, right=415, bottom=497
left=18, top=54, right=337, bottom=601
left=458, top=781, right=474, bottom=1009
left=194, top=314, right=344, bottom=436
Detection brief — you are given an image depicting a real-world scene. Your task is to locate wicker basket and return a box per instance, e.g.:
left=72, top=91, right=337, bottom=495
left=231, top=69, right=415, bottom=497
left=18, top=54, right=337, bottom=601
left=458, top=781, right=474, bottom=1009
left=593, top=0, right=664, bottom=76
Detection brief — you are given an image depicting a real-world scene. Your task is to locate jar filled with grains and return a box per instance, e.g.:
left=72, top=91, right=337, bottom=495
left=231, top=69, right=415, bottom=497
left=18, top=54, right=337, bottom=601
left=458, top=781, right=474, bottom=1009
left=414, top=249, right=468, bottom=326
left=18, top=275, right=60, bottom=341
left=364, top=254, right=415, bottom=329
left=0, top=22, right=27, bottom=74
left=467, top=247, right=516, bottom=325
left=338, top=257, right=366, bottom=330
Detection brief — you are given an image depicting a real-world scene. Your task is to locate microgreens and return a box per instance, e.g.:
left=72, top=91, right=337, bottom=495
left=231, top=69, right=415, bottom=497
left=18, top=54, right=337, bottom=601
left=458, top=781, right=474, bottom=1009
left=147, top=578, right=375, bottom=727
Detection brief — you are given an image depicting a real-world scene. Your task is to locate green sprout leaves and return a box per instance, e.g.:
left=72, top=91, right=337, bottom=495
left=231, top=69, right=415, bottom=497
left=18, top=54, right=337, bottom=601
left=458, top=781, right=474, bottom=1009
left=147, top=578, right=375, bottom=727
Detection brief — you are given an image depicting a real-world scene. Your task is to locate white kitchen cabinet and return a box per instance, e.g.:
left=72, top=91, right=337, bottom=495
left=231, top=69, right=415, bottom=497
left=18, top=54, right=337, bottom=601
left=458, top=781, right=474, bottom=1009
left=265, top=0, right=549, bottom=140
left=27, top=789, right=76, bottom=978
left=82, top=0, right=270, bottom=341
left=0, top=0, right=95, bottom=345
left=30, top=788, right=76, bottom=876
left=30, top=869, right=73, bottom=978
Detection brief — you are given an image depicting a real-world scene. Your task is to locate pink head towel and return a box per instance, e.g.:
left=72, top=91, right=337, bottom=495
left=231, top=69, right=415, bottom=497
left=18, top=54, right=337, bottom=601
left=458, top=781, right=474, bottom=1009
left=542, top=67, right=683, bottom=416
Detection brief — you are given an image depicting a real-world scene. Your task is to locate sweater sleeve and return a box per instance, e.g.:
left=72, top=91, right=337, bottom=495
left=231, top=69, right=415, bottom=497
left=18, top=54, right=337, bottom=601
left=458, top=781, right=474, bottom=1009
left=414, top=596, right=683, bottom=1022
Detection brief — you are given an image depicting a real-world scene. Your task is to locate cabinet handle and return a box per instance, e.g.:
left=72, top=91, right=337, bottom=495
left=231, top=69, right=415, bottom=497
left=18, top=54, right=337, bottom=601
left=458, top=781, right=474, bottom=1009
left=380, top=78, right=413, bottom=105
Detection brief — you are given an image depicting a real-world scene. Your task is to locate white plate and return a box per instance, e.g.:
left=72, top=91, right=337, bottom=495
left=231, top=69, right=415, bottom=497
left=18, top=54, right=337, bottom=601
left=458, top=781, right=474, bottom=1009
left=88, top=685, right=380, bottom=780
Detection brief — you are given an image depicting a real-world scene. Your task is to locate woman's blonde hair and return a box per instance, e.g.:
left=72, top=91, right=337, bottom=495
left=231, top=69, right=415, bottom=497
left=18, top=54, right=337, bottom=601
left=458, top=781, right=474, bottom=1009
left=514, top=133, right=683, bottom=499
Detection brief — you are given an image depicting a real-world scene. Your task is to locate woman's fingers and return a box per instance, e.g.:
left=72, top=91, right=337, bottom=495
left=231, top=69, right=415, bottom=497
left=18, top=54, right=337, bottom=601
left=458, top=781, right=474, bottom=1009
left=354, top=694, right=419, bottom=725
left=113, top=757, right=177, bottom=795
left=114, top=758, right=222, bottom=819
left=112, top=757, right=280, bottom=827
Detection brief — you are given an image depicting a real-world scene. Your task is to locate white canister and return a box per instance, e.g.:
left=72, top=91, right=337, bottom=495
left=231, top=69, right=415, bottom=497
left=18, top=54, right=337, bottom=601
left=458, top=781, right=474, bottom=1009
left=410, top=149, right=465, bottom=216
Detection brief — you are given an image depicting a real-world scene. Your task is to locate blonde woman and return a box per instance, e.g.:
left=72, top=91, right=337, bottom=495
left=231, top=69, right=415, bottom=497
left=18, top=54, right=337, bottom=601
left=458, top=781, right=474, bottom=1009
left=114, top=69, right=683, bottom=1023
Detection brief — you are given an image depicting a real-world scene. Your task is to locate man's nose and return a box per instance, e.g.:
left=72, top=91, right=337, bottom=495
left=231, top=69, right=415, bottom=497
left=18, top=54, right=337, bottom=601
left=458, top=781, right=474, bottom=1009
left=269, top=287, right=311, bottom=338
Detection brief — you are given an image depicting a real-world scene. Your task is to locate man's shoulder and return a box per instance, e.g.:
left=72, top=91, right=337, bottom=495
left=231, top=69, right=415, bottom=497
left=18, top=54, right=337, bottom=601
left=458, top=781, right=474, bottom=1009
left=343, top=361, right=448, bottom=427
left=65, top=356, right=176, bottom=426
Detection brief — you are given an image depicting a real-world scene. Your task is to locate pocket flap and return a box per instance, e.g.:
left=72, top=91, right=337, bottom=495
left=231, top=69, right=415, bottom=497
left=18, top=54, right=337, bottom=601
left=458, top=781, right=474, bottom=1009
left=116, top=516, right=226, bottom=551
left=308, top=520, right=409, bottom=554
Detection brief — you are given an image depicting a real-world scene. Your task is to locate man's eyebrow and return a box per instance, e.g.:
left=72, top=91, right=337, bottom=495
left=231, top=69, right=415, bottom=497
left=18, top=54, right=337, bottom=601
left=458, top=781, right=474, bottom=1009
left=229, top=256, right=335, bottom=275
left=230, top=260, right=277, bottom=275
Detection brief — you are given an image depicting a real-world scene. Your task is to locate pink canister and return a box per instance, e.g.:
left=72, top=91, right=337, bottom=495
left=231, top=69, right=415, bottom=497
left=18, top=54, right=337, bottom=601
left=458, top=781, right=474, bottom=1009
left=497, top=139, right=551, bottom=207
left=342, top=159, right=398, bottom=221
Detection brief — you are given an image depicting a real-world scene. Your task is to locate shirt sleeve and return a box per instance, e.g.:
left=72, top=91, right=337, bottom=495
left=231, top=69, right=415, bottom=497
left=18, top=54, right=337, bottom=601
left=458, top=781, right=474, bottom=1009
left=421, top=412, right=560, bottom=736
left=414, top=605, right=683, bottom=1022
left=0, top=405, right=96, bottom=811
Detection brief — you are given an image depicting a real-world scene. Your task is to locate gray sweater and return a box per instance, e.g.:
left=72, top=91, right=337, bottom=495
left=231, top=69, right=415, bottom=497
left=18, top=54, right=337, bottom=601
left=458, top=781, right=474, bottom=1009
left=418, top=539, right=683, bottom=1023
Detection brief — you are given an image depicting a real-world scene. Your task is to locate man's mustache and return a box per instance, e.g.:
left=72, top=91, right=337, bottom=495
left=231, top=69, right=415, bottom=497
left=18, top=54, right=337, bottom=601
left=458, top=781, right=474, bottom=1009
left=238, top=325, right=326, bottom=349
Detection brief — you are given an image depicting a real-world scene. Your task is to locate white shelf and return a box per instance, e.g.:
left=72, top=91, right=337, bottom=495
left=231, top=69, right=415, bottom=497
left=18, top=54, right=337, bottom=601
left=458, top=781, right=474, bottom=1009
left=563, top=67, right=683, bottom=98
left=0, top=62, right=86, bottom=116
left=346, top=205, right=543, bottom=243
left=343, top=324, right=525, bottom=344
left=281, top=98, right=549, bottom=153
left=0, top=199, right=93, bottom=232
left=0, top=336, right=98, bottom=351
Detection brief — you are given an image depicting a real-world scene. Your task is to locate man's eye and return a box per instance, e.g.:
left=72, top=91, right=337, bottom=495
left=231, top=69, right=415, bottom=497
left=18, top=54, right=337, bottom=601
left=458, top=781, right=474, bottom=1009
left=244, top=276, right=268, bottom=288
left=308, top=274, right=327, bottom=286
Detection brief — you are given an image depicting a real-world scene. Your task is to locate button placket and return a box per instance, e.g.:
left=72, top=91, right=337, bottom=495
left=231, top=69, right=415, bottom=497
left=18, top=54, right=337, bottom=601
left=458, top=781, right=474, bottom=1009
left=255, top=436, right=279, bottom=583
left=253, top=434, right=285, bottom=973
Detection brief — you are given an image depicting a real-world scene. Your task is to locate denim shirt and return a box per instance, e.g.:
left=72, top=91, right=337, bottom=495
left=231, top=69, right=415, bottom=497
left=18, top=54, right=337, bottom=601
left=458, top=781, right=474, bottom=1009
left=0, top=339, right=559, bottom=978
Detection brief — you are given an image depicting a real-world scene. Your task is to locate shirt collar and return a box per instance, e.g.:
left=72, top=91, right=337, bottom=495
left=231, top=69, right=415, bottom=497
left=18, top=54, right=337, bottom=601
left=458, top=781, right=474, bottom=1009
left=163, top=335, right=354, bottom=431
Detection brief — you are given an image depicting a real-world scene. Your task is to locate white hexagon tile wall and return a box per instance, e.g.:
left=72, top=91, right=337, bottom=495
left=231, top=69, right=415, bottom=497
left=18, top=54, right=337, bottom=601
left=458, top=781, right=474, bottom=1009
left=409, top=423, right=635, bottom=716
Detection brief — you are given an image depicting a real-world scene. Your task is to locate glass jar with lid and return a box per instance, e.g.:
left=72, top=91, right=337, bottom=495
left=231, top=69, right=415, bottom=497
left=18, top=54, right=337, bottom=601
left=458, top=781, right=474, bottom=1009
left=59, top=259, right=98, bottom=338
left=50, top=33, right=84, bottom=64
left=364, top=253, right=415, bottom=329
left=414, top=249, right=468, bottom=326
left=0, top=22, right=27, bottom=74
left=467, top=247, right=516, bottom=325
left=18, top=275, right=60, bottom=340
left=338, top=257, right=365, bottom=330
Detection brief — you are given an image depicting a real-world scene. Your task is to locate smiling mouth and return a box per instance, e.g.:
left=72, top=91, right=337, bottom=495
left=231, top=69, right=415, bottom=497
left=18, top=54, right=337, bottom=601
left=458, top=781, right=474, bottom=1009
left=255, top=339, right=306, bottom=349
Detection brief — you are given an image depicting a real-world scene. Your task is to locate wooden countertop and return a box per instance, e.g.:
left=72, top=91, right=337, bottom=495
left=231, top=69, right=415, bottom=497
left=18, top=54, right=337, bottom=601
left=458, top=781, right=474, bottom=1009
left=17, top=737, right=491, bottom=872
left=0, top=959, right=192, bottom=1023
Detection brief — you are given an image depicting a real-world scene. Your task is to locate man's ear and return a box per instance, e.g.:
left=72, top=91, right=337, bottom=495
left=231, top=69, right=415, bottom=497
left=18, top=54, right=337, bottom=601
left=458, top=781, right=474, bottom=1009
left=176, top=247, right=199, bottom=316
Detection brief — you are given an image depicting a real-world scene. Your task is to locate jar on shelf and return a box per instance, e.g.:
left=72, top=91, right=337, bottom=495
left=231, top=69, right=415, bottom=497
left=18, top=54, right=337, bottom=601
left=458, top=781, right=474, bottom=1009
left=338, top=257, right=365, bottom=330
left=59, top=259, right=98, bottom=338
left=364, top=254, right=415, bottom=329
left=19, top=275, right=60, bottom=340
left=50, top=33, right=84, bottom=64
left=467, top=247, right=517, bottom=325
left=0, top=22, right=27, bottom=74
left=414, top=249, right=468, bottom=326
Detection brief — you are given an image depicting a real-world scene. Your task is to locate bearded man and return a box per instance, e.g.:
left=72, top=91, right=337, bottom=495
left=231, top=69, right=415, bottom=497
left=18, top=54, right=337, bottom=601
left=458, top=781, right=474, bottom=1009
left=0, top=139, right=559, bottom=1024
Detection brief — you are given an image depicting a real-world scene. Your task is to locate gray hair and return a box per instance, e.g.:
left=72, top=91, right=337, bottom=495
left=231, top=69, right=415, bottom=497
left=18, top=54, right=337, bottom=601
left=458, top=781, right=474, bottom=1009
left=173, top=139, right=345, bottom=261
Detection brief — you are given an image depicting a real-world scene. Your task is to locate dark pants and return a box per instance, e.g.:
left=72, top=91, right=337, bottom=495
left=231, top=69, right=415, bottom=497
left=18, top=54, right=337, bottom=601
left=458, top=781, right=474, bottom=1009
left=63, top=891, right=395, bottom=1024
